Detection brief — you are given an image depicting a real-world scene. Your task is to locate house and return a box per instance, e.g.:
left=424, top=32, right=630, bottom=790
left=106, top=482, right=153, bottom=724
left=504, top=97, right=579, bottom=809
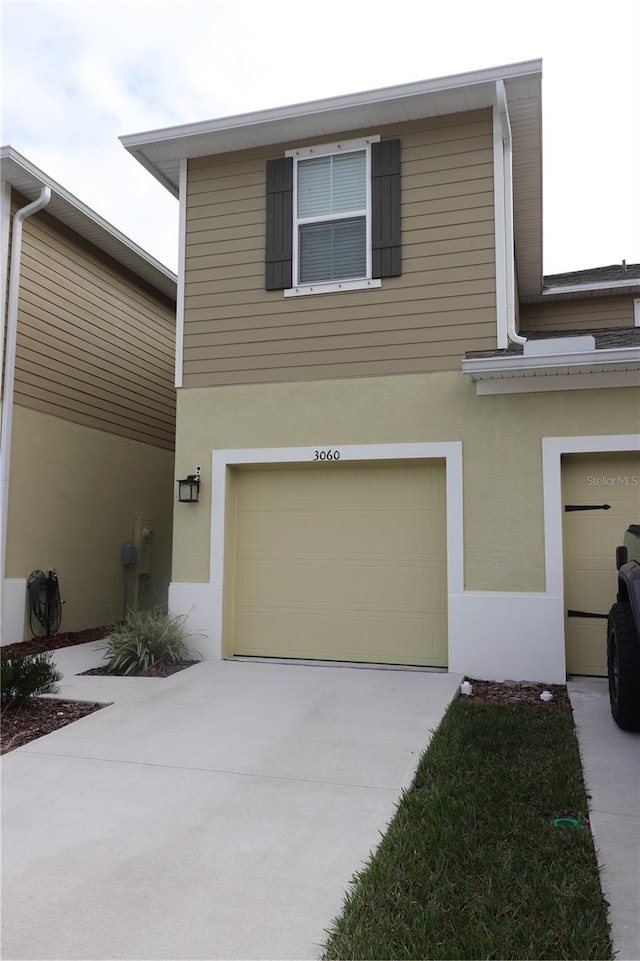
left=121, top=60, right=640, bottom=683
left=0, top=147, right=177, bottom=643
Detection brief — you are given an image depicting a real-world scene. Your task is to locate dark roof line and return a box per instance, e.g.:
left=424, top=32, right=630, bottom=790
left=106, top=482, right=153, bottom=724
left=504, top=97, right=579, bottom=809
left=466, top=326, right=640, bottom=359
left=544, top=263, right=640, bottom=288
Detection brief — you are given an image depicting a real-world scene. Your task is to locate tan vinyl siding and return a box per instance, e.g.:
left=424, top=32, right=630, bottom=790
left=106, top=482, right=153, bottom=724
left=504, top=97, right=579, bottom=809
left=183, top=109, right=496, bottom=388
left=520, top=295, right=635, bottom=333
left=13, top=202, right=176, bottom=449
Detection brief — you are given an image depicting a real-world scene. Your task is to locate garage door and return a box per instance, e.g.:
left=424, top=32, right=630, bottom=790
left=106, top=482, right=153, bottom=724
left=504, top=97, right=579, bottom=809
left=231, top=461, right=447, bottom=666
left=563, top=451, right=640, bottom=676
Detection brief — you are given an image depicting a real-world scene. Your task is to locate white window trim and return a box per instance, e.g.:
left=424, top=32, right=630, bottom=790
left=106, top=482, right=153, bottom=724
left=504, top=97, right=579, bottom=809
left=634, top=297, right=640, bottom=326
left=284, top=277, right=381, bottom=297
left=285, top=135, right=380, bottom=297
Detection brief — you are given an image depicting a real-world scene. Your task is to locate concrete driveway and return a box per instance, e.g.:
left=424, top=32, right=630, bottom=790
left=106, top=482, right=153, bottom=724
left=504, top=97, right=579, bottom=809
left=1, top=643, right=461, bottom=960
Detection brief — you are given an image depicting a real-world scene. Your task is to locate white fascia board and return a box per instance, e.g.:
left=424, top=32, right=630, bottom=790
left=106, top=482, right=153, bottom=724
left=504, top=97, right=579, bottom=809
left=543, top=278, right=640, bottom=295
left=0, top=145, right=177, bottom=297
left=120, top=61, right=542, bottom=204
left=462, top=345, right=640, bottom=380
left=122, top=60, right=542, bottom=153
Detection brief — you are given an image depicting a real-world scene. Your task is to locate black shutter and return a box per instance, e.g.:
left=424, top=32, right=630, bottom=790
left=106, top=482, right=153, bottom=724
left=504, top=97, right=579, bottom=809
left=265, top=157, right=293, bottom=290
left=371, top=139, right=401, bottom=278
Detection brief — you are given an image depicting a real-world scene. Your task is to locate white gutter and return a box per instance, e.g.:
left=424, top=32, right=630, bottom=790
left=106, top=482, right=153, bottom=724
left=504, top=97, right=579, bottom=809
left=0, top=185, right=51, bottom=637
left=543, top=278, right=640, bottom=296
left=462, top=345, right=640, bottom=379
left=123, top=59, right=542, bottom=151
left=121, top=60, right=542, bottom=199
left=495, top=80, right=526, bottom=346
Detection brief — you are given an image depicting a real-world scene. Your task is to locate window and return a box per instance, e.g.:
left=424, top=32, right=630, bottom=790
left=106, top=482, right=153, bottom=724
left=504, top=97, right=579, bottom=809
left=265, top=137, right=401, bottom=295
left=293, top=142, right=371, bottom=289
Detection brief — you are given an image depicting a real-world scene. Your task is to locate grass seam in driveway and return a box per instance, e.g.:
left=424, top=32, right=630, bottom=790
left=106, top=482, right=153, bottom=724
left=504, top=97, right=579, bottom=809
left=322, top=697, right=612, bottom=961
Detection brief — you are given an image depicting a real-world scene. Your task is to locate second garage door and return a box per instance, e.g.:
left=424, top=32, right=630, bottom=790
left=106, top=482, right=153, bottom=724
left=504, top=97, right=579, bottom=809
left=231, top=460, right=447, bottom=666
left=563, top=450, right=640, bottom=676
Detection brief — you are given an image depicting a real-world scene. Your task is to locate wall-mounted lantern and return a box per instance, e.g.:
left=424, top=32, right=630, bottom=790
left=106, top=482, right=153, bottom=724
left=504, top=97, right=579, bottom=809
left=177, top=466, right=201, bottom=503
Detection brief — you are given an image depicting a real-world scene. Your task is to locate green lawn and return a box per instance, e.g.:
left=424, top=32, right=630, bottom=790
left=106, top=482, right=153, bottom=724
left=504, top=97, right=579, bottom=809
left=323, top=698, right=612, bottom=961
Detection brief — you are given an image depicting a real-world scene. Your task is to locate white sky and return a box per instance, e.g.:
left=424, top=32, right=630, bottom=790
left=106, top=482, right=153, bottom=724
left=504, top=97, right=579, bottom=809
left=2, top=0, right=639, bottom=276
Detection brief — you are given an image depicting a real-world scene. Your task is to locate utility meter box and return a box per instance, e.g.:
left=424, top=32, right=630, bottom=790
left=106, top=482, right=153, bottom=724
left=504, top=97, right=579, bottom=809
left=121, top=543, right=137, bottom=567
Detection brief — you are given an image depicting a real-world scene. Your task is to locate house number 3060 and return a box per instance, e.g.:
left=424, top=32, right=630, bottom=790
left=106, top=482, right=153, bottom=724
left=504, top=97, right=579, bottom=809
left=313, top=449, right=341, bottom=461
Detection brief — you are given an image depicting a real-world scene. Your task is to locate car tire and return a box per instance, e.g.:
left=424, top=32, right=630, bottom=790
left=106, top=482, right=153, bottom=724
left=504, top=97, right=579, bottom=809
left=607, top=601, right=640, bottom=731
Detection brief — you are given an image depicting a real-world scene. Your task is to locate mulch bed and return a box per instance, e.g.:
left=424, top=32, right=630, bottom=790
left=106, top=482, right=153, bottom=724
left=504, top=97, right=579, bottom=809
left=1, top=625, right=110, bottom=656
left=79, top=661, right=198, bottom=678
left=464, top=678, right=571, bottom=713
left=1, top=699, right=104, bottom=755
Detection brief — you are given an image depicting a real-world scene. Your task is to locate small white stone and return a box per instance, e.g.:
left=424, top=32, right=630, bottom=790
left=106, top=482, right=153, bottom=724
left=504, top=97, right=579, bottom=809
left=540, top=690, right=553, bottom=702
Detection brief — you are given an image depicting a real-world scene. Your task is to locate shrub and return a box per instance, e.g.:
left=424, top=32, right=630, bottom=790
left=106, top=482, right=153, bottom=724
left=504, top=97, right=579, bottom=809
left=1, top=649, right=62, bottom=708
left=101, top=609, right=199, bottom=675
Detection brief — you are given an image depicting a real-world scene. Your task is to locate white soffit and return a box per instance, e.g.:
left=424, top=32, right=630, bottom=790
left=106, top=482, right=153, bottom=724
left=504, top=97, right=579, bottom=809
left=121, top=60, right=542, bottom=193
left=0, top=146, right=177, bottom=301
left=462, top=346, right=640, bottom=386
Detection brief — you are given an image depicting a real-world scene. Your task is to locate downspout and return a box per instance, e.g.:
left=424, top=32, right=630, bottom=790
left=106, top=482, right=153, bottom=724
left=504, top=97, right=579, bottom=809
left=0, top=186, right=51, bottom=638
left=175, top=157, right=187, bottom=389
left=0, top=182, right=11, bottom=403
left=495, top=80, right=526, bottom=346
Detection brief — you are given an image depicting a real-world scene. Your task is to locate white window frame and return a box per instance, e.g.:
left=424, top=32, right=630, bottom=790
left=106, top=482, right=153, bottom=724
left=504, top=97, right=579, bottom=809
left=284, top=136, right=381, bottom=298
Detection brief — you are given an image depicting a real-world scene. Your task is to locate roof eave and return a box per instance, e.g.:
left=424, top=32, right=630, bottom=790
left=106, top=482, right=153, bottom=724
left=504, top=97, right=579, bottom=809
left=0, top=145, right=177, bottom=301
left=462, top=346, right=640, bottom=381
left=120, top=59, right=542, bottom=193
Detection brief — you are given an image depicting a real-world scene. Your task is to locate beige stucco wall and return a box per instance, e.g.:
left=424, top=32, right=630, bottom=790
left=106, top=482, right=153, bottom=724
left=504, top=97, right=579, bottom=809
left=6, top=405, right=174, bottom=636
left=172, top=373, right=639, bottom=592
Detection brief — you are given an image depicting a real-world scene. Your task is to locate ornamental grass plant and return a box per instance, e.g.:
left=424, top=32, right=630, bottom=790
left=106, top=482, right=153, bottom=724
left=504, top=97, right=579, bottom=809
left=101, top=608, right=199, bottom=675
left=1, top=649, right=62, bottom=709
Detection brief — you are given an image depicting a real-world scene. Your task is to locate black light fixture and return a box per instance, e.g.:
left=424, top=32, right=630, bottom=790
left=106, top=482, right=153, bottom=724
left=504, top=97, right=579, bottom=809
left=177, top=466, right=201, bottom=503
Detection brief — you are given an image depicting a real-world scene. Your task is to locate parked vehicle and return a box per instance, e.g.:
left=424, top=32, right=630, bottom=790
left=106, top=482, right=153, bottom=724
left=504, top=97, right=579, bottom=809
left=607, top=524, right=640, bottom=730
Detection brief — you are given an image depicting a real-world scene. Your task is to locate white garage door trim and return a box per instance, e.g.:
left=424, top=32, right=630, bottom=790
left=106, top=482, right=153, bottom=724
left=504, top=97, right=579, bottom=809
left=169, top=433, right=638, bottom=682
left=209, top=443, right=463, bottom=661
